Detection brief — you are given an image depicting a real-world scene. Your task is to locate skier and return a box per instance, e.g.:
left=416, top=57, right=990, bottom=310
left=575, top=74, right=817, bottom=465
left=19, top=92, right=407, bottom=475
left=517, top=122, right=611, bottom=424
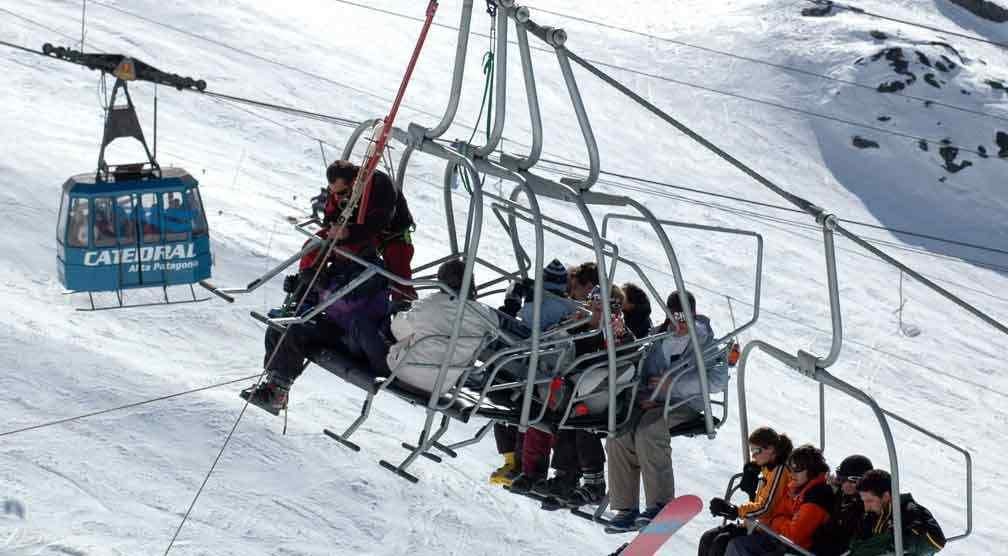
left=847, top=469, right=946, bottom=556
left=385, top=259, right=499, bottom=395
left=701, top=426, right=794, bottom=556
left=723, top=444, right=835, bottom=556
left=490, top=259, right=574, bottom=487
left=322, top=160, right=416, bottom=306
left=812, top=454, right=874, bottom=556
left=606, top=291, right=728, bottom=531
left=242, top=252, right=391, bottom=415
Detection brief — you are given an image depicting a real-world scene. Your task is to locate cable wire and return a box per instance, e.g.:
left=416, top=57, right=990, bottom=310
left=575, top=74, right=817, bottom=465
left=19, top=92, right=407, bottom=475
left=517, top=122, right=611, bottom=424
left=808, top=0, right=1008, bottom=50
left=320, top=0, right=1004, bottom=159
left=530, top=3, right=1008, bottom=125
left=0, top=375, right=260, bottom=438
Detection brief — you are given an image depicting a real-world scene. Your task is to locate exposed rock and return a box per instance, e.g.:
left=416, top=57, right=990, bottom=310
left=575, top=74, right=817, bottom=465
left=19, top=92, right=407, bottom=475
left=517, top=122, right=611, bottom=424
left=919, top=140, right=929, bottom=152
left=988, top=79, right=1006, bottom=91
left=949, top=0, right=1008, bottom=22
left=935, top=61, right=949, bottom=72
left=978, top=145, right=989, bottom=158
left=870, top=30, right=888, bottom=40
left=916, top=52, right=932, bottom=67
left=877, top=116, right=892, bottom=122
left=939, top=144, right=973, bottom=172
left=878, top=81, right=906, bottom=93
left=802, top=4, right=835, bottom=17
left=998, top=131, right=1008, bottom=157
left=928, top=42, right=967, bottom=65
left=852, top=136, right=881, bottom=149
left=924, top=73, right=943, bottom=88
left=961, top=89, right=972, bottom=95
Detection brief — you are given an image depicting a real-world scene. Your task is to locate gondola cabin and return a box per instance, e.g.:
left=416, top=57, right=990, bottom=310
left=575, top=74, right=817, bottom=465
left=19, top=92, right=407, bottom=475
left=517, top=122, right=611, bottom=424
left=57, top=165, right=212, bottom=293
left=53, top=57, right=214, bottom=308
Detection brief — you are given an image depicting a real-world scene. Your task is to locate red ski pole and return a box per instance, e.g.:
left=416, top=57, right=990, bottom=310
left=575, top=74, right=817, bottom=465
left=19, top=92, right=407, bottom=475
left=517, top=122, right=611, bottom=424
left=356, top=0, right=439, bottom=224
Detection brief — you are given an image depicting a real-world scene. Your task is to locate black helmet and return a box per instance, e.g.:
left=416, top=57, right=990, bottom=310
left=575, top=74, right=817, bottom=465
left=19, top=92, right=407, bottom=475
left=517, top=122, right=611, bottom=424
left=836, top=454, right=873, bottom=482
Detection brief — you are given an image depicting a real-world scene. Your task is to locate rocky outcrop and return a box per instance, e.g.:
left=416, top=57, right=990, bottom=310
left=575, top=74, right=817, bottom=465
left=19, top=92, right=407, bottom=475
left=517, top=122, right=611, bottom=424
left=852, top=136, right=880, bottom=149
left=949, top=0, right=1008, bottom=22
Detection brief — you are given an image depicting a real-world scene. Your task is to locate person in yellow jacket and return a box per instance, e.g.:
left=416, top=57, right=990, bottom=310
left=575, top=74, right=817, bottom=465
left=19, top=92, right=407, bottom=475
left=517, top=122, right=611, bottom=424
left=698, top=426, right=795, bottom=556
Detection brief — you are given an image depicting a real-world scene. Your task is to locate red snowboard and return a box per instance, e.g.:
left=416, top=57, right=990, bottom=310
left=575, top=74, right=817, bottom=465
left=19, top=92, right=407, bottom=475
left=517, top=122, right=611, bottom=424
left=618, top=494, right=703, bottom=556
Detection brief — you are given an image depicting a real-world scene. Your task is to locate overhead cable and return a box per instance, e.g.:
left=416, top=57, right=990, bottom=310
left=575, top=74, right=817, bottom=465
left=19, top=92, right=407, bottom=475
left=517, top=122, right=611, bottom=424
left=807, top=0, right=1008, bottom=50
left=530, top=4, right=1008, bottom=124
left=561, top=48, right=1008, bottom=335
left=0, top=375, right=260, bottom=438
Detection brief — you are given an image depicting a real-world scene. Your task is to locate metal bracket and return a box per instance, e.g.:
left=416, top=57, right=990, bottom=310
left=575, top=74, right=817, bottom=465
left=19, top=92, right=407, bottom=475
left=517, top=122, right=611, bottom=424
left=796, top=350, right=819, bottom=378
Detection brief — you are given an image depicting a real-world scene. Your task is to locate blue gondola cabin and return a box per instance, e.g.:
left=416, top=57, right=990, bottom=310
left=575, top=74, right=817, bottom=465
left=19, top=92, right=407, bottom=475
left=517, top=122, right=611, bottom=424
left=57, top=166, right=212, bottom=292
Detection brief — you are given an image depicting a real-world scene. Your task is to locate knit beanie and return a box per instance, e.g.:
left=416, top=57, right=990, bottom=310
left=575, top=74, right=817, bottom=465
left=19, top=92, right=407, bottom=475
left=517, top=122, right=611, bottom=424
left=542, top=259, right=568, bottom=294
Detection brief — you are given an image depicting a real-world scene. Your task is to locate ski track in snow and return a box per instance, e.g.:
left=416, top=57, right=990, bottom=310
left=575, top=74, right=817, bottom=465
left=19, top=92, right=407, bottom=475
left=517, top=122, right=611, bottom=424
left=1, top=0, right=1007, bottom=554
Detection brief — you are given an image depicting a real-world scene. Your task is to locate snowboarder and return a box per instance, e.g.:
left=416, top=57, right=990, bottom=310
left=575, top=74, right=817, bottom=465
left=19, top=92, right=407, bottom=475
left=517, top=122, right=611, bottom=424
left=607, top=291, right=727, bottom=531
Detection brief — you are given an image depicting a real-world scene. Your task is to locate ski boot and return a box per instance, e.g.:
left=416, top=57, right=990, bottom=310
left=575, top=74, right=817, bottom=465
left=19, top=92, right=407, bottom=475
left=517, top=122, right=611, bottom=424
left=241, top=374, right=291, bottom=416
left=489, top=452, right=520, bottom=486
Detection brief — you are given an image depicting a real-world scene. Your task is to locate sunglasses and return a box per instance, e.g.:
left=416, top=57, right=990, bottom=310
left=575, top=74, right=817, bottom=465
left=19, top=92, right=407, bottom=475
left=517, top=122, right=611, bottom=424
left=671, top=311, right=686, bottom=322
left=749, top=446, right=764, bottom=456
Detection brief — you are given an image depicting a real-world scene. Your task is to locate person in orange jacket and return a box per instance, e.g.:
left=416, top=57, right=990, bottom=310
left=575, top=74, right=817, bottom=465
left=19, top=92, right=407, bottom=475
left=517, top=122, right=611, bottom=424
left=723, top=444, right=835, bottom=556
left=700, top=426, right=794, bottom=556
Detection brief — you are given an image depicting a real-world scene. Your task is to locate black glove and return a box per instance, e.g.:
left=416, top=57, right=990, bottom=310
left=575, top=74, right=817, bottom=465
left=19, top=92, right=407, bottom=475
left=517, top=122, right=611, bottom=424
left=282, top=273, right=301, bottom=294
left=709, top=497, right=739, bottom=520
left=740, top=462, right=761, bottom=500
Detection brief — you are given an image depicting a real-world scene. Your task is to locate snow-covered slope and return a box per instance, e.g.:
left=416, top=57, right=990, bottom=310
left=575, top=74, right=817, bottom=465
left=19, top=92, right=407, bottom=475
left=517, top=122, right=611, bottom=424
left=1, top=1, right=1006, bottom=554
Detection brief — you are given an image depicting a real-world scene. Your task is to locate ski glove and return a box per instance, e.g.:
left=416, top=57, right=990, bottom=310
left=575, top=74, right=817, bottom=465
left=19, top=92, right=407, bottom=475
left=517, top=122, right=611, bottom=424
left=739, top=462, right=761, bottom=500
left=709, top=497, right=739, bottom=520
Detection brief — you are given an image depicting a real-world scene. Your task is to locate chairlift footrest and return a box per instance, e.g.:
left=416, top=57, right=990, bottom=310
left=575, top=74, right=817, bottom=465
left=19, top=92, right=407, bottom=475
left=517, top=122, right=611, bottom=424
left=378, top=460, right=419, bottom=483
left=402, top=442, right=442, bottom=463
left=432, top=441, right=458, bottom=458
left=323, top=429, right=361, bottom=452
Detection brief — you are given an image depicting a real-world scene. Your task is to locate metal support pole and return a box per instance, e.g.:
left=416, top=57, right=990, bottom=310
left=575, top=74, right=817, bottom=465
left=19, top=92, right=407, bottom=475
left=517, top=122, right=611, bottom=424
left=473, top=7, right=510, bottom=157
left=424, top=0, right=474, bottom=139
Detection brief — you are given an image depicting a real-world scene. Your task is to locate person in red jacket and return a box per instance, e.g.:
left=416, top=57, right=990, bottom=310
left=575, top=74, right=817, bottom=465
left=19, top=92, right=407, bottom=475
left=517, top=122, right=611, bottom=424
left=321, top=160, right=416, bottom=304
left=724, top=444, right=835, bottom=556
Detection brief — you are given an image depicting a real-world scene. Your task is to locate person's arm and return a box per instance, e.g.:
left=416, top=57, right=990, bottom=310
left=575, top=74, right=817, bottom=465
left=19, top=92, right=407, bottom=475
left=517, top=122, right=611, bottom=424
left=738, top=466, right=787, bottom=520
left=776, top=501, right=831, bottom=549
left=904, top=502, right=946, bottom=555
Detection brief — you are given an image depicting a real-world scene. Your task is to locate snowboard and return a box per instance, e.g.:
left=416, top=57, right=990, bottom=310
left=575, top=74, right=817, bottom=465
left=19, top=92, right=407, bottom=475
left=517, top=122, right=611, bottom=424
left=610, top=495, right=703, bottom=556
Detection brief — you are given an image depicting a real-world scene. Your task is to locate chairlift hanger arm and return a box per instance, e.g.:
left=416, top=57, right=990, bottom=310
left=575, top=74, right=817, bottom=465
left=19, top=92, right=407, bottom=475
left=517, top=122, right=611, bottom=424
left=41, top=43, right=206, bottom=91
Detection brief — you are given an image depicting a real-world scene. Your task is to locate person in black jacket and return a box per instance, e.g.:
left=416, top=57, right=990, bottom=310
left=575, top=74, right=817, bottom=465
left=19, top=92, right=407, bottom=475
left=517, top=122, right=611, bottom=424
left=812, top=454, right=874, bottom=556
left=848, top=469, right=946, bottom=556
left=322, top=160, right=416, bottom=304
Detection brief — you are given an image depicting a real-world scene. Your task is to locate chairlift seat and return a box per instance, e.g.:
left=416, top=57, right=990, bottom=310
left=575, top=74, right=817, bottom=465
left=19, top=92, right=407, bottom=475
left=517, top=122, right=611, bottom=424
left=310, top=347, right=385, bottom=394
left=668, top=413, right=723, bottom=438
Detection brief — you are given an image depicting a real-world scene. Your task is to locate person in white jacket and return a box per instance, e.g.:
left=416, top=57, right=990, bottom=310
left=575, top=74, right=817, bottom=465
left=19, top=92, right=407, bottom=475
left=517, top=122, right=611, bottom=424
left=386, top=259, right=500, bottom=395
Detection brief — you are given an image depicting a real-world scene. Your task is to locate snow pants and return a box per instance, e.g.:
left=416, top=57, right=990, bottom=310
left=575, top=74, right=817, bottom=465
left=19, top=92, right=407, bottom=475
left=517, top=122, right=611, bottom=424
left=522, top=427, right=553, bottom=476
left=606, top=405, right=695, bottom=510
left=265, top=314, right=391, bottom=383
left=494, top=423, right=524, bottom=456
left=551, top=429, right=605, bottom=475
left=724, top=531, right=782, bottom=556
left=382, top=238, right=416, bottom=302
left=698, top=524, right=747, bottom=556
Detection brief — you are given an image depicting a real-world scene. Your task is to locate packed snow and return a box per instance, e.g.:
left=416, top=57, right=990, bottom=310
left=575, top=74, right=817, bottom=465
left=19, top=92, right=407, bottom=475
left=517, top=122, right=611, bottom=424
left=1, top=1, right=1006, bottom=555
